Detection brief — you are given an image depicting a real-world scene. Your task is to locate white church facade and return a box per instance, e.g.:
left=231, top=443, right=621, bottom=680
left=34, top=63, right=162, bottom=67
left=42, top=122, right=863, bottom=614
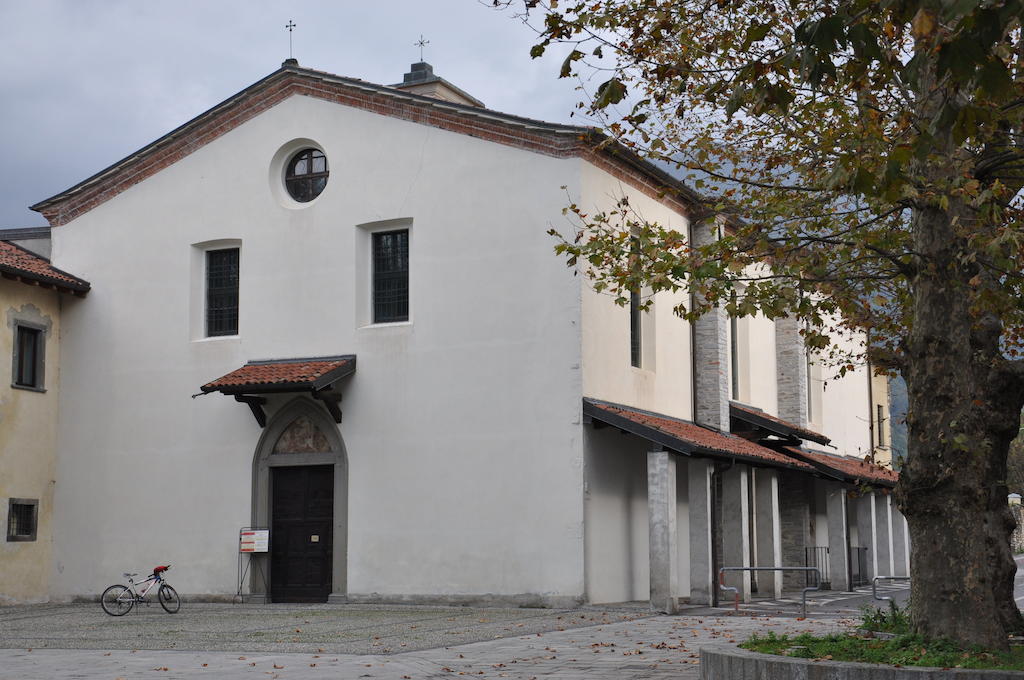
left=3, top=60, right=905, bottom=608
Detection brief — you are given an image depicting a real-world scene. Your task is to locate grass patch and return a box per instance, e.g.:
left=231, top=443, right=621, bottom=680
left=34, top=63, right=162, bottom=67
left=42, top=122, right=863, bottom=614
left=741, top=632, right=1024, bottom=671
left=860, top=601, right=911, bottom=635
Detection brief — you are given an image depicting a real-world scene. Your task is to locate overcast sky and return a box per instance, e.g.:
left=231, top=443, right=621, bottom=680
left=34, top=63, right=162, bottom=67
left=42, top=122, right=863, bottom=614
left=0, top=0, right=583, bottom=227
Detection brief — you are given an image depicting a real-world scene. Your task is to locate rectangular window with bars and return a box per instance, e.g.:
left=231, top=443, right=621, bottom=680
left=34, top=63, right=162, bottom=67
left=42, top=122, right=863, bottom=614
left=206, top=248, right=239, bottom=336
left=7, top=499, right=37, bottom=542
left=13, top=324, right=43, bottom=389
left=372, top=230, right=409, bottom=323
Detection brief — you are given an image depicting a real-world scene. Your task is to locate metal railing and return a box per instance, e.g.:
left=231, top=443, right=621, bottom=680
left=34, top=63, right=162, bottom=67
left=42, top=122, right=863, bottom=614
left=718, top=566, right=821, bottom=618
left=872, top=575, right=911, bottom=602
left=850, top=547, right=869, bottom=587
left=804, top=547, right=831, bottom=589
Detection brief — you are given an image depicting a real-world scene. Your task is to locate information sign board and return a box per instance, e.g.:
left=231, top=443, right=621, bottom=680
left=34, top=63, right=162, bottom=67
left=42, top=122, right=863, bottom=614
left=239, top=529, right=269, bottom=553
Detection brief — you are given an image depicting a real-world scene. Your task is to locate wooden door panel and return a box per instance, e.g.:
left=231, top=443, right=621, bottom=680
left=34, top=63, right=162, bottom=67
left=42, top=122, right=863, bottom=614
left=270, top=465, right=333, bottom=602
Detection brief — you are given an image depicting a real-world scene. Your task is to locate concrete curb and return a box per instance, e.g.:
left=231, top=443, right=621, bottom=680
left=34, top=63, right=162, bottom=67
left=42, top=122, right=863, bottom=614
left=700, top=646, right=1024, bottom=679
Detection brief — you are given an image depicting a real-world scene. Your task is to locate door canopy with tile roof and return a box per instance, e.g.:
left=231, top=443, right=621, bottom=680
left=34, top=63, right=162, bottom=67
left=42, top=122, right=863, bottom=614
left=201, top=355, right=355, bottom=427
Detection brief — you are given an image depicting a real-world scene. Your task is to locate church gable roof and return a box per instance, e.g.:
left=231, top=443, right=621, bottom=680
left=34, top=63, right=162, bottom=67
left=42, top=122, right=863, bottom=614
left=31, top=61, right=702, bottom=226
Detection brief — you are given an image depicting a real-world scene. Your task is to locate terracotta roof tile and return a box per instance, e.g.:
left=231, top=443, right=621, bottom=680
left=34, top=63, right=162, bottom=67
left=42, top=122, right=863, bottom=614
left=730, top=402, right=831, bottom=445
left=0, top=240, right=90, bottom=295
left=584, top=398, right=815, bottom=472
left=202, top=355, right=355, bottom=393
left=784, top=446, right=898, bottom=487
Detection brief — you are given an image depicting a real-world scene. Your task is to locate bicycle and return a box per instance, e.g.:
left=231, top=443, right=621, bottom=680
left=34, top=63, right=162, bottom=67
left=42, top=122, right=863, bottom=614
left=101, top=564, right=180, bottom=616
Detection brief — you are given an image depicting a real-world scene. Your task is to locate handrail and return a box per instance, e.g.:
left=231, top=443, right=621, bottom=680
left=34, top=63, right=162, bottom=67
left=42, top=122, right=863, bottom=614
left=872, top=575, right=910, bottom=602
left=718, top=566, right=822, bottom=618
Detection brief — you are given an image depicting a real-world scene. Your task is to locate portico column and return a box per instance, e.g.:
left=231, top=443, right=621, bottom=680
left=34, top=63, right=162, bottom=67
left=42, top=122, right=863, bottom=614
left=826, top=483, right=851, bottom=591
left=892, top=507, right=909, bottom=577
left=688, top=457, right=715, bottom=605
left=874, top=492, right=895, bottom=576
left=856, top=493, right=879, bottom=580
left=648, top=448, right=679, bottom=614
left=721, top=465, right=752, bottom=602
left=753, top=468, right=783, bottom=598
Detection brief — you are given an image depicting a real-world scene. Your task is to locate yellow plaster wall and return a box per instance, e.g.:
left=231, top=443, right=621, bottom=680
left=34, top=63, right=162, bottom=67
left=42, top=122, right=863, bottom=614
left=0, top=280, right=62, bottom=604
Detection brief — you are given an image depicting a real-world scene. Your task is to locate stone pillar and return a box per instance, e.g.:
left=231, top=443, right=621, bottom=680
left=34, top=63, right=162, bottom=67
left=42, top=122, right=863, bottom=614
left=855, top=493, right=879, bottom=580
left=779, top=471, right=812, bottom=591
left=688, top=458, right=715, bottom=605
left=692, top=220, right=730, bottom=431
left=874, top=492, right=895, bottom=576
left=891, top=507, right=909, bottom=577
left=775, top=316, right=809, bottom=427
left=720, top=465, right=751, bottom=602
left=648, top=449, right=679, bottom=613
left=753, top=468, right=783, bottom=598
left=826, top=483, right=851, bottom=591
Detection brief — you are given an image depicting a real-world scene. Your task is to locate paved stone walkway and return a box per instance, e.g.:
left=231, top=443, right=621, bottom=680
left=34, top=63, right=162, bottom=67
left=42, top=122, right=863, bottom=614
left=0, top=602, right=854, bottom=679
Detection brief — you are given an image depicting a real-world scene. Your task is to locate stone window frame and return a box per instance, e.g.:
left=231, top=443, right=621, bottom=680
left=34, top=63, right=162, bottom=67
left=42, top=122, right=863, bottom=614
left=11, top=320, right=46, bottom=392
left=7, top=498, right=38, bottom=542
left=355, top=218, right=414, bottom=329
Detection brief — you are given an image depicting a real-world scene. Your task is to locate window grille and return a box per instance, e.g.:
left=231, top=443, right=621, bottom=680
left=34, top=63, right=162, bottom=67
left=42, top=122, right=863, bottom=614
left=877, top=404, right=886, bottom=447
left=206, top=248, right=239, bottom=336
left=372, top=230, right=409, bottom=323
left=14, top=325, right=42, bottom=388
left=285, top=149, right=329, bottom=202
left=7, top=499, right=37, bottom=541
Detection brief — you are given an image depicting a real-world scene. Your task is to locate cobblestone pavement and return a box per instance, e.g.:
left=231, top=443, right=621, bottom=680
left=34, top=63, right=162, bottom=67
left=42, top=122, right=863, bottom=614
left=0, top=602, right=854, bottom=679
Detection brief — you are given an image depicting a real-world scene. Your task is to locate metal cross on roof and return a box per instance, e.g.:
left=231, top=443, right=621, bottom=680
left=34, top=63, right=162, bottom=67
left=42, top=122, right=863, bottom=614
left=285, top=20, right=296, bottom=59
left=415, top=34, right=430, bottom=62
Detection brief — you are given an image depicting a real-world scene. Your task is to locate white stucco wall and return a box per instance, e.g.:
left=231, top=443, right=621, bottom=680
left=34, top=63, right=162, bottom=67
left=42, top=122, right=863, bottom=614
left=583, top=426, right=690, bottom=604
left=577, top=163, right=693, bottom=421
left=47, top=93, right=588, bottom=601
left=574, top=161, right=694, bottom=604
left=739, top=312, right=778, bottom=415
left=818, top=331, right=874, bottom=458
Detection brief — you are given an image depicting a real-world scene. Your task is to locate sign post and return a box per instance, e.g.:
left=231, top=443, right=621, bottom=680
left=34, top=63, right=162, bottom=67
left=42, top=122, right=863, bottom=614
left=237, top=526, right=269, bottom=600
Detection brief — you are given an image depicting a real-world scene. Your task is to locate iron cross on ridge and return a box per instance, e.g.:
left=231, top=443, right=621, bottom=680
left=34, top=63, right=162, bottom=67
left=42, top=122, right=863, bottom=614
left=415, top=34, right=430, bottom=61
left=285, top=20, right=296, bottom=59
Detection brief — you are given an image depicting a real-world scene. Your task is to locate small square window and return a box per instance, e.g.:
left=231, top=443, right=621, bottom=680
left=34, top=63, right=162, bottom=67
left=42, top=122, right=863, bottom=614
left=12, top=324, right=44, bottom=390
left=7, top=499, right=38, bottom=542
left=206, top=248, right=239, bottom=336
left=372, top=230, right=409, bottom=323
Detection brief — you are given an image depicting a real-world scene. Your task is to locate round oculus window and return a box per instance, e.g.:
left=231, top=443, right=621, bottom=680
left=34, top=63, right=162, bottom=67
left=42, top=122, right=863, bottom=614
left=284, top=148, right=328, bottom=202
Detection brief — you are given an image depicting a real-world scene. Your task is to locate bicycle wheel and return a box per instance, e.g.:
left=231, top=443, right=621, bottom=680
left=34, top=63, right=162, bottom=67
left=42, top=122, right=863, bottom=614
left=158, top=584, right=180, bottom=613
left=101, top=585, right=134, bottom=616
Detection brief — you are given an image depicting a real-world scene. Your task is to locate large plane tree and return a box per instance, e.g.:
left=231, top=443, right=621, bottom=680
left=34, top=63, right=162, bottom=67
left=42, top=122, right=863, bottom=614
left=496, top=0, right=1024, bottom=649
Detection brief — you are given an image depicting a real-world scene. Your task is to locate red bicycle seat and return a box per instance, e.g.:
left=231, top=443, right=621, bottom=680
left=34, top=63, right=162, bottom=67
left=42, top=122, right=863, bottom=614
left=153, top=565, right=169, bottom=574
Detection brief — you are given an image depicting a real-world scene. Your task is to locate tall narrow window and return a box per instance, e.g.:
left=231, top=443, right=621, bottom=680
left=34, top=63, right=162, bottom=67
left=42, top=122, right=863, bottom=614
left=806, top=349, right=814, bottom=423
left=630, top=290, right=642, bottom=367
left=13, top=324, right=43, bottom=389
left=877, top=404, right=886, bottom=447
left=206, top=248, right=239, bottom=336
left=372, top=230, right=409, bottom=323
left=730, top=315, right=739, bottom=399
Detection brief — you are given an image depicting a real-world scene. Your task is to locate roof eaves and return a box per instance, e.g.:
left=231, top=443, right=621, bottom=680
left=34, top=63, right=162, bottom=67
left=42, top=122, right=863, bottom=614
left=583, top=398, right=813, bottom=472
left=0, top=241, right=91, bottom=294
left=30, top=67, right=295, bottom=212
left=31, top=62, right=707, bottom=221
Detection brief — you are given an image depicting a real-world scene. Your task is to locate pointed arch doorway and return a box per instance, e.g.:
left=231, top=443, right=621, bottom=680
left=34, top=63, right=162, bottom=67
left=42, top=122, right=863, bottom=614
left=251, top=399, right=348, bottom=603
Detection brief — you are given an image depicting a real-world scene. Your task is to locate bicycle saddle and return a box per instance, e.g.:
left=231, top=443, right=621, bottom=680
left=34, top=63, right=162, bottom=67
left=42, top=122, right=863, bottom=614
left=123, top=572, right=138, bottom=578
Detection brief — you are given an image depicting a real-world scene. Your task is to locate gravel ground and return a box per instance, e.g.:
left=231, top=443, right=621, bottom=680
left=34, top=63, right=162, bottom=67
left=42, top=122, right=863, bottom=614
left=0, top=601, right=653, bottom=655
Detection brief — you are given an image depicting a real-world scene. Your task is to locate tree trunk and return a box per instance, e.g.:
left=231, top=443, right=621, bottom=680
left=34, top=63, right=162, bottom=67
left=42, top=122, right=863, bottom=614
left=897, top=204, right=1024, bottom=650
